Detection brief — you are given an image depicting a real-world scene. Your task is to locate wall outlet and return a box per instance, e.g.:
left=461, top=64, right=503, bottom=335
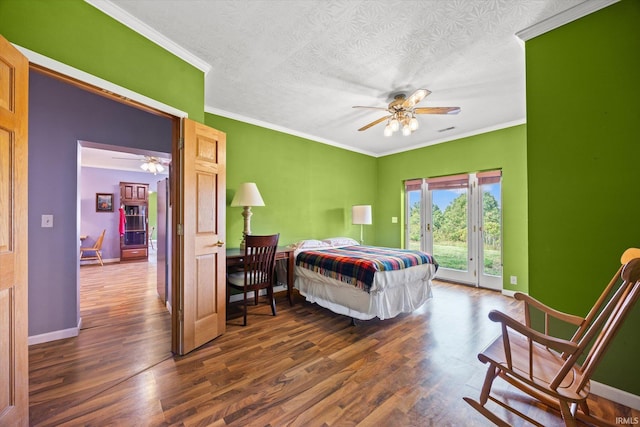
left=510, top=275, right=517, bottom=285
left=391, top=217, right=398, bottom=223
left=41, top=214, right=53, bottom=228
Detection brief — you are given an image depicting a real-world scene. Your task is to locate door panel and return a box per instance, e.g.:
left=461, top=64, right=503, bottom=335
left=0, top=34, right=29, bottom=426
left=174, top=118, right=226, bottom=355
left=430, top=186, right=475, bottom=283
left=477, top=173, right=502, bottom=290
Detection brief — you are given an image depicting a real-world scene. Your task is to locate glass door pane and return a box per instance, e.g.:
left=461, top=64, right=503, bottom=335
left=478, top=179, right=502, bottom=290
left=406, top=189, right=422, bottom=251
left=431, top=187, right=475, bottom=283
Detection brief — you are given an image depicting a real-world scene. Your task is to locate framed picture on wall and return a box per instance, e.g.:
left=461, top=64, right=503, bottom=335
left=96, top=193, right=114, bottom=212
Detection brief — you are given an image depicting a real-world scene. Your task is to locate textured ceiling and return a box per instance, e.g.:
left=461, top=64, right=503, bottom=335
left=100, top=0, right=584, bottom=156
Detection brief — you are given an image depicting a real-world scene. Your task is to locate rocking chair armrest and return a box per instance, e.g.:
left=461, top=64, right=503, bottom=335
left=488, top=310, right=579, bottom=355
left=514, top=292, right=584, bottom=326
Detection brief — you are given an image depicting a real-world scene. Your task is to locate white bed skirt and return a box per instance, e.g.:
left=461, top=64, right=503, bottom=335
left=294, top=263, right=436, bottom=320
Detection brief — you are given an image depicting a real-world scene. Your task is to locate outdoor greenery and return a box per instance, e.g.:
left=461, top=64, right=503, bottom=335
left=409, top=191, right=502, bottom=276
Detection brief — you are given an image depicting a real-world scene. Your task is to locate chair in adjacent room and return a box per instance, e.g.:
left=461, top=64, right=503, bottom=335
left=79, top=229, right=106, bottom=266
left=227, top=233, right=280, bottom=326
left=148, top=225, right=156, bottom=250
left=464, top=248, right=640, bottom=427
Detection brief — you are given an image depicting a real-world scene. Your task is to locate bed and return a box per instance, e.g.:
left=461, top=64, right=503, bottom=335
left=291, top=238, right=438, bottom=320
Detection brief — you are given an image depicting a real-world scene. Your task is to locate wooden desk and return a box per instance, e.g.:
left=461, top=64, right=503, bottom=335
left=226, top=246, right=295, bottom=305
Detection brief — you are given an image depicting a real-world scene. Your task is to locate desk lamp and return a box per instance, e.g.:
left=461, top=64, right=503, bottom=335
left=231, top=182, right=265, bottom=250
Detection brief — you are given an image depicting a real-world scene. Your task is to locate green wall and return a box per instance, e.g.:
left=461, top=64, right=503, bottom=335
left=205, top=114, right=377, bottom=248
left=0, top=0, right=204, bottom=121
left=526, top=0, right=640, bottom=395
left=4, top=0, right=637, bottom=399
left=148, top=191, right=157, bottom=239
left=377, top=125, right=528, bottom=293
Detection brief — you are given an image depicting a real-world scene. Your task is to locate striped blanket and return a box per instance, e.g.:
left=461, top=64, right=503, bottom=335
left=296, top=245, right=438, bottom=293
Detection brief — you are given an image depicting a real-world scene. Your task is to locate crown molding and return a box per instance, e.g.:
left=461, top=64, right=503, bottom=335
left=84, top=0, right=211, bottom=74
left=377, top=119, right=527, bottom=158
left=205, top=106, right=378, bottom=157
left=516, top=0, right=619, bottom=41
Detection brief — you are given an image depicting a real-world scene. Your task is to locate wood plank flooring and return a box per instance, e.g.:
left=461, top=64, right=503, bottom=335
left=28, top=257, right=639, bottom=426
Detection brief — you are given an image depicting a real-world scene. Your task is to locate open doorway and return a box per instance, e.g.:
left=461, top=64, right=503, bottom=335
left=26, top=66, right=178, bottom=347
left=78, top=142, right=173, bottom=315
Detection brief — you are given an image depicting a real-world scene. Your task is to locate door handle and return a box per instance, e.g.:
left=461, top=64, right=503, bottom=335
left=216, top=241, right=225, bottom=247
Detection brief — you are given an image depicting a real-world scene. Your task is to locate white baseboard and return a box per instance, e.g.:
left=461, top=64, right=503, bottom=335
left=80, top=257, right=119, bottom=266
left=591, top=381, right=640, bottom=411
left=501, top=289, right=519, bottom=298
left=28, top=317, right=82, bottom=345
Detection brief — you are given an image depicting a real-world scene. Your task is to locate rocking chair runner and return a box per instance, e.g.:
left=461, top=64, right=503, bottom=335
left=465, top=248, right=640, bottom=427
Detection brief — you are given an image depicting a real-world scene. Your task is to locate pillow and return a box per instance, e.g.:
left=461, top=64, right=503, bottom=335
left=289, top=239, right=331, bottom=250
left=322, top=237, right=359, bottom=247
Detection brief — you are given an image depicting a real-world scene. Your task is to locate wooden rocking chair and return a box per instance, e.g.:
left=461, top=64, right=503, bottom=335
left=464, top=248, right=640, bottom=427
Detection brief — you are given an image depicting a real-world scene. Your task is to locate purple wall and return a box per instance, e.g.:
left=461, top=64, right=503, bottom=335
left=80, top=167, right=164, bottom=260
left=29, top=70, right=172, bottom=337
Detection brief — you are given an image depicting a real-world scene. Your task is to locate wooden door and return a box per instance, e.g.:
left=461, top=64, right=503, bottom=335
left=0, top=35, right=29, bottom=426
left=172, top=118, right=226, bottom=355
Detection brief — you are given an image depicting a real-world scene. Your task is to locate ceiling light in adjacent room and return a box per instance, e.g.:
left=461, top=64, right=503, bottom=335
left=141, top=159, right=165, bottom=175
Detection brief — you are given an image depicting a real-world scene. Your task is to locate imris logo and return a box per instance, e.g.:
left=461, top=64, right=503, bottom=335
left=616, top=417, right=639, bottom=425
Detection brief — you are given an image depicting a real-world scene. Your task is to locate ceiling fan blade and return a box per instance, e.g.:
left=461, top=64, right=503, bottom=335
left=414, top=106, right=461, bottom=115
left=402, top=89, right=431, bottom=109
left=352, top=106, right=389, bottom=111
left=358, top=115, right=390, bottom=131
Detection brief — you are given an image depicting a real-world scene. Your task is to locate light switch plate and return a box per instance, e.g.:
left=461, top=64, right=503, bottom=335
left=41, top=214, right=53, bottom=228
left=391, top=217, right=398, bottom=223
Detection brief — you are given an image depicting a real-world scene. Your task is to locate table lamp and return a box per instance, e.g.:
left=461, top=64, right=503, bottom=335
left=231, top=182, right=265, bottom=250
left=352, top=205, right=372, bottom=244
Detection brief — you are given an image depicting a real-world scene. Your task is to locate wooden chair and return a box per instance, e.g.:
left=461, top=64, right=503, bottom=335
left=79, top=229, right=106, bottom=266
left=464, top=248, right=640, bottom=427
left=227, top=234, right=280, bottom=326
left=148, top=225, right=155, bottom=250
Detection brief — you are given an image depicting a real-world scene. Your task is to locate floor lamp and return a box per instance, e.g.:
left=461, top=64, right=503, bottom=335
left=352, top=205, right=372, bottom=244
left=231, top=182, right=265, bottom=250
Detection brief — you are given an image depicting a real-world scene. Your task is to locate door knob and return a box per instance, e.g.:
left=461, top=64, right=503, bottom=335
left=216, top=241, right=225, bottom=247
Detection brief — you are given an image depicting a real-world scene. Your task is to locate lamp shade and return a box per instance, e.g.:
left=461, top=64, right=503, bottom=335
left=231, top=182, right=265, bottom=207
left=352, top=205, right=372, bottom=225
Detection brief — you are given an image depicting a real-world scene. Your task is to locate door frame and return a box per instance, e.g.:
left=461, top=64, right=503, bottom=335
left=17, top=44, right=186, bottom=341
left=404, top=172, right=503, bottom=290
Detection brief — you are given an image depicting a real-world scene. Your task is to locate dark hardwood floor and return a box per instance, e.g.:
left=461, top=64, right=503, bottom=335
left=28, top=256, right=639, bottom=426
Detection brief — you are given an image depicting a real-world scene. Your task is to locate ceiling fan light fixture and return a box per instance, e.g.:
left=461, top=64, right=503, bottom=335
left=140, top=159, right=165, bottom=175
left=353, top=89, right=459, bottom=137
left=390, top=118, right=400, bottom=132
left=409, top=116, right=419, bottom=131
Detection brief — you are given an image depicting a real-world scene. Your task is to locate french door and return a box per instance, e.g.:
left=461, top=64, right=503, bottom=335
left=405, top=171, right=502, bottom=290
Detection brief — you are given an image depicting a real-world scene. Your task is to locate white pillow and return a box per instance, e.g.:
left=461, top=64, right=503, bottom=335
left=290, top=239, right=331, bottom=250
left=322, top=237, right=359, bottom=247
